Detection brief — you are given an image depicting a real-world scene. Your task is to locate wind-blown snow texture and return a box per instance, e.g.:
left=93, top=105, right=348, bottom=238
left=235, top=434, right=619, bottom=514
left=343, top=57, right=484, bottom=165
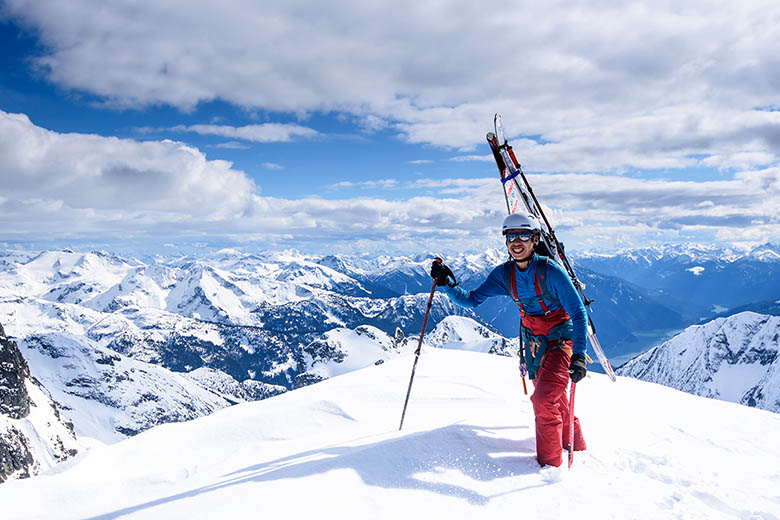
left=1, top=349, right=778, bottom=519
left=618, top=312, right=780, bottom=414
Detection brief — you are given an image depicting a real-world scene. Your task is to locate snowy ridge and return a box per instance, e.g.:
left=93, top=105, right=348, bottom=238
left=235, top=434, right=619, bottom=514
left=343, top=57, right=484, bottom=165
left=0, top=324, right=78, bottom=482
left=297, top=325, right=401, bottom=387
left=1, top=349, right=778, bottom=519
left=296, top=316, right=518, bottom=389
left=18, top=331, right=240, bottom=443
left=0, top=380, right=79, bottom=482
left=425, top=315, right=518, bottom=357
left=618, top=312, right=780, bottom=413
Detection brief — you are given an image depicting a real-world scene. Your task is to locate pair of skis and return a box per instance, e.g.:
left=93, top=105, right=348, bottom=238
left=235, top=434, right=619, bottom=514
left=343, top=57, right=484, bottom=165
left=486, top=114, right=617, bottom=383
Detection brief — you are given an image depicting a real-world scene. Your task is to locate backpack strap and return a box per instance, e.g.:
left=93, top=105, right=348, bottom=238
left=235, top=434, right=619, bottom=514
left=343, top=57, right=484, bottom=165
left=534, top=257, right=552, bottom=315
left=504, top=257, right=555, bottom=317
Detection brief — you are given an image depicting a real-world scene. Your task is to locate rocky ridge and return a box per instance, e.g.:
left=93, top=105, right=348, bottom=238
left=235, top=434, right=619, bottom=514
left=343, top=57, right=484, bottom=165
left=0, top=321, right=78, bottom=482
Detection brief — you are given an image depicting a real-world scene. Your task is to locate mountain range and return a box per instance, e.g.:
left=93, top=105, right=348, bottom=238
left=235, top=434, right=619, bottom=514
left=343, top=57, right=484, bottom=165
left=576, top=243, right=780, bottom=315
left=2, top=244, right=779, bottom=482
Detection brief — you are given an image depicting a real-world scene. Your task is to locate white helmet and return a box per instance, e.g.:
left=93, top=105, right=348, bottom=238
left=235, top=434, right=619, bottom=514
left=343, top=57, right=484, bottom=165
left=502, top=213, right=541, bottom=234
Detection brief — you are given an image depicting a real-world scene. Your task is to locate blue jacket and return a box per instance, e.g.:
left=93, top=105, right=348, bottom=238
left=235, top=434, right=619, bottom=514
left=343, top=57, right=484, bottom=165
left=442, top=254, right=589, bottom=355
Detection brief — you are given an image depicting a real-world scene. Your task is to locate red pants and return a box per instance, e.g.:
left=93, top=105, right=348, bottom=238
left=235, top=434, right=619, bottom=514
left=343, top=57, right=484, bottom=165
left=529, top=347, right=586, bottom=467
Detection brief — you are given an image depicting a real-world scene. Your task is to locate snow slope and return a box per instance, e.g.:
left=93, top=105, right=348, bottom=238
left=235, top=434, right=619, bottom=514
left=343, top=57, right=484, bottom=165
left=1, top=348, right=778, bottom=519
left=618, top=312, right=780, bottom=414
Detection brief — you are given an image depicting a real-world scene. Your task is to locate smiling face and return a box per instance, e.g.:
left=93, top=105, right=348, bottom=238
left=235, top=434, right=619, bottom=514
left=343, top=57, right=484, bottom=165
left=505, top=229, right=540, bottom=262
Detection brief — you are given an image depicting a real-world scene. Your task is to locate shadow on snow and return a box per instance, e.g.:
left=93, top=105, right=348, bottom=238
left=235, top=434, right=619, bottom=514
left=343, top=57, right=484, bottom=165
left=87, top=423, right=547, bottom=519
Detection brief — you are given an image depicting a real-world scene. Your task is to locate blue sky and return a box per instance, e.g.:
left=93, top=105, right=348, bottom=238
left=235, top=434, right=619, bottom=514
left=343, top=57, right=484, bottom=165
left=1, top=1, right=779, bottom=256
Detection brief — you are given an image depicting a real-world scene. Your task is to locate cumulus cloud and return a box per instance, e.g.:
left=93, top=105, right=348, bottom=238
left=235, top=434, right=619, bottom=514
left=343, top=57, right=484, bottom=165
left=0, top=111, right=256, bottom=217
left=5, top=0, right=780, bottom=174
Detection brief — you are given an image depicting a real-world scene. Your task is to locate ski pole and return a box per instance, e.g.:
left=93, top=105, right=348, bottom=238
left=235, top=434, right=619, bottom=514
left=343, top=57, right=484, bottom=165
left=398, top=269, right=439, bottom=431
left=568, top=382, right=577, bottom=469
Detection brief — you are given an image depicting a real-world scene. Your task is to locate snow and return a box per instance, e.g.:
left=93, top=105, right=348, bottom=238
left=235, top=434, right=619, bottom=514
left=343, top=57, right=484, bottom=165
left=15, top=330, right=231, bottom=444
left=426, top=315, right=517, bottom=356
left=2, top=348, right=779, bottom=519
left=619, top=312, right=780, bottom=414
left=713, top=362, right=766, bottom=403
left=303, top=326, right=395, bottom=380
left=0, top=379, right=79, bottom=478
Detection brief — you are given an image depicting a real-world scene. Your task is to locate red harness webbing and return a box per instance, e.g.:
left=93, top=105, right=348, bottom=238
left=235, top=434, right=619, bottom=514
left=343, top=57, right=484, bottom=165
left=510, top=258, right=551, bottom=316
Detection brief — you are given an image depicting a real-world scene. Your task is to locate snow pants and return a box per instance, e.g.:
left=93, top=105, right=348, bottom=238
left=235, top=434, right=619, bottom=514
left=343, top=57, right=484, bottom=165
left=529, top=346, right=586, bottom=467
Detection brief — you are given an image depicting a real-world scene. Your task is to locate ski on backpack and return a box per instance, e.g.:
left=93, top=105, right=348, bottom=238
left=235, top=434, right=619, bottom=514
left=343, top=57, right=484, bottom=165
left=486, top=114, right=617, bottom=382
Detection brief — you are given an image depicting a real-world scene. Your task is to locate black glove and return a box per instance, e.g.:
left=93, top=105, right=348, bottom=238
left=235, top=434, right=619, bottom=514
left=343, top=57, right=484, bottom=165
left=569, top=353, right=587, bottom=383
left=430, top=258, right=456, bottom=287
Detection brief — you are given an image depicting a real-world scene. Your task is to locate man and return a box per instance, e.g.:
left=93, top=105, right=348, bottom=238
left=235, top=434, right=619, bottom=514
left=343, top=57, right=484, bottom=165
left=430, top=212, right=588, bottom=467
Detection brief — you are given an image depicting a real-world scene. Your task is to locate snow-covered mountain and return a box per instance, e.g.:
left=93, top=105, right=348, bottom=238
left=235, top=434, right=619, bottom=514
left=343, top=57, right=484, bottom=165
left=0, top=322, right=78, bottom=482
left=577, top=243, right=780, bottom=313
left=424, top=315, right=518, bottom=357
left=618, top=312, right=780, bottom=414
left=295, top=316, right=519, bottom=389
left=2, top=348, right=779, bottom=519
left=296, top=325, right=402, bottom=388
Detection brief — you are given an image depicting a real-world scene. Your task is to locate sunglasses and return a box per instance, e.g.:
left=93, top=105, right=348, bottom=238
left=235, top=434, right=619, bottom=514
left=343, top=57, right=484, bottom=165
left=505, top=231, right=535, bottom=243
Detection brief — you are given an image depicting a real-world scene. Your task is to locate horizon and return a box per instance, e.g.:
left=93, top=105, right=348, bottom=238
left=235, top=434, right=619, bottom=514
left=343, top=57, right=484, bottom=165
left=2, top=2, right=779, bottom=255
left=2, top=239, right=778, bottom=263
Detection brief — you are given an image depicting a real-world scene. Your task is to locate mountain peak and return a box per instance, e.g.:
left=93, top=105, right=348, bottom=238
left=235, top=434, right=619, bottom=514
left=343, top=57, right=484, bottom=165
left=748, top=242, right=780, bottom=261
left=618, top=311, right=780, bottom=413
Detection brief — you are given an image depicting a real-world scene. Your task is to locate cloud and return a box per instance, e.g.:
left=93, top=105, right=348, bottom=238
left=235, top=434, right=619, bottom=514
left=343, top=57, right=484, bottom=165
left=408, top=159, right=433, bottom=165
left=0, top=111, right=256, bottom=218
left=262, top=162, right=284, bottom=170
left=171, top=123, right=318, bottom=143
left=212, top=141, right=251, bottom=150
left=450, top=155, right=493, bottom=163
left=328, top=179, right=399, bottom=190
left=407, top=168, right=780, bottom=250
left=6, top=0, right=780, bottom=174
left=1, top=110, right=778, bottom=254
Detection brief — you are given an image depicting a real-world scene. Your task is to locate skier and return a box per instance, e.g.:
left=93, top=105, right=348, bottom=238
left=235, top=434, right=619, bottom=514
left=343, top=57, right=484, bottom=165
left=430, top=213, right=588, bottom=467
